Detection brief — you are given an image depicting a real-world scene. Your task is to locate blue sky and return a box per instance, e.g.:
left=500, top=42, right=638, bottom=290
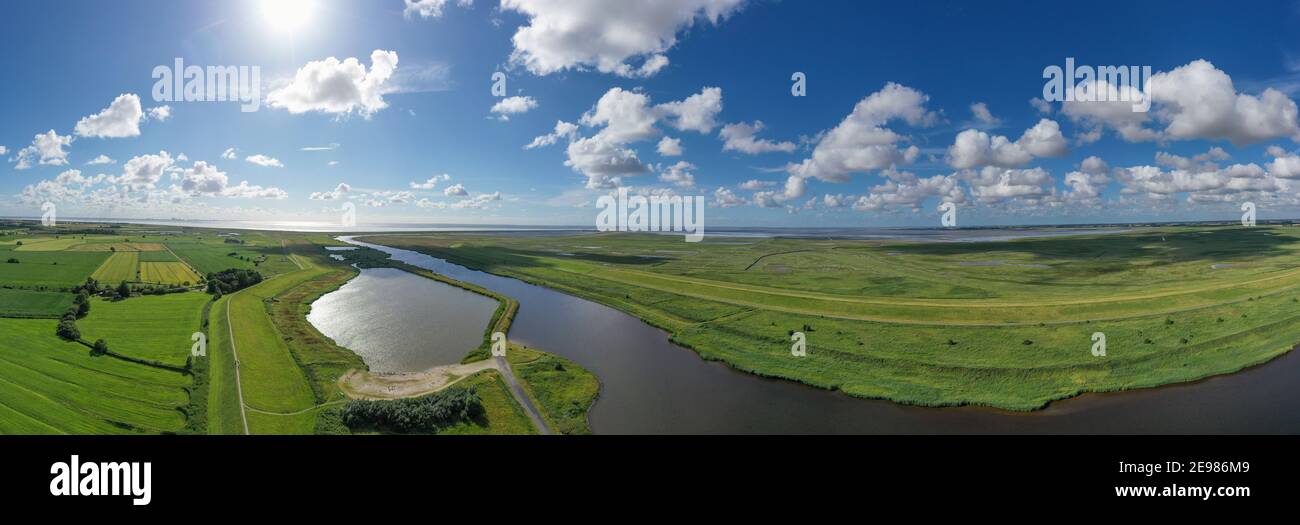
left=4, top=0, right=1300, bottom=227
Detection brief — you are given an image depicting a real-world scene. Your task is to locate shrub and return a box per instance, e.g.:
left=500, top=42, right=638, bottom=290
left=56, top=319, right=80, bottom=341
left=92, top=339, right=109, bottom=356
left=340, top=387, right=484, bottom=434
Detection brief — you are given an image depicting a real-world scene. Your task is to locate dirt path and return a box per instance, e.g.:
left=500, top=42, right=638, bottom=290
left=495, top=355, right=552, bottom=436
left=224, top=296, right=251, bottom=435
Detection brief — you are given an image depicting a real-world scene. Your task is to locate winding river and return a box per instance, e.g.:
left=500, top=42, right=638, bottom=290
left=323, top=237, right=1300, bottom=434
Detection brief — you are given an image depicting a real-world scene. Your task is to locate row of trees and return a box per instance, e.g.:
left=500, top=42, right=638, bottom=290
left=206, top=268, right=263, bottom=295
left=340, top=387, right=484, bottom=434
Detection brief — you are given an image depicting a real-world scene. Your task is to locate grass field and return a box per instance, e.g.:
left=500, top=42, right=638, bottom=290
left=434, top=370, right=537, bottom=435
left=77, top=293, right=211, bottom=367
left=0, top=318, right=190, bottom=434
left=0, top=288, right=74, bottom=318
left=509, top=347, right=599, bottom=435
left=13, top=238, right=84, bottom=251
left=91, top=252, right=139, bottom=283
left=0, top=247, right=108, bottom=289
left=139, top=262, right=202, bottom=286
left=365, top=225, right=1300, bottom=411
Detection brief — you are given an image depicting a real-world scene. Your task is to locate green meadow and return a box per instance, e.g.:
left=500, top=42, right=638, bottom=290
left=77, top=292, right=211, bottom=367
left=366, top=225, right=1300, bottom=411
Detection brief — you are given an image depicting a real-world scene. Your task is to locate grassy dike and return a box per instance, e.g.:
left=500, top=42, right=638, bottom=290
left=336, top=244, right=599, bottom=434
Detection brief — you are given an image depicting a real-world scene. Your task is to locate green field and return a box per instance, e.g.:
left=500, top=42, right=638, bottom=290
left=0, top=288, right=75, bottom=318
left=509, top=348, right=599, bottom=435
left=78, top=292, right=211, bottom=367
left=91, top=252, right=140, bottom=283
left=365, top=225, right=1300, bottom=411
left=0, top=318, right=190, bottom=434
left=0, top=246, right=108, bottom=288
left=140, top=262, right=202, bottom=286
left=13, top=238, right=85, bottom=251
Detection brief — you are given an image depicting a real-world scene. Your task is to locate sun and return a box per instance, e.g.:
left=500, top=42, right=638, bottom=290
left=260, top=0, right=316, bottom=34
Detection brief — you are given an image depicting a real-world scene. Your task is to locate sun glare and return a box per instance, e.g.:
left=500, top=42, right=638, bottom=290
left=260, top=0, right=315, bottom=33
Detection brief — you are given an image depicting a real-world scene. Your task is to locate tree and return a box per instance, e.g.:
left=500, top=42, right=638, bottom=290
left=116, top=281, right=131, bottom=298
left=56, top=320, right=80, bottom=341
left=92, top=339, right=109, bottom=356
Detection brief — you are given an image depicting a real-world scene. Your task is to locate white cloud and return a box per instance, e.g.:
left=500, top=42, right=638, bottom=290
left=786, top=83, right=936, bottom=183
left=403, top=0, right=472, bottom=19
left=1029, top=97, right=1053, bottom=114
left=581, top=88, right=660, bottom=143
left=1080, top=156, right=1110, bottom=175
left=490, top=95, right=539, bottom=120
left=444, top=183, right=469, bottom=196
left=75, top=94, right=144, bottom=138
left=526, top=120, right=579, bottom=149
left=1269, top=154, right=1300, bottom=178
left=310, top=183, right=352, bottom=200
left=147, top=105, right=172, bottom=122
left=565, top=135, right=646, bottom=189
left=970, top=102, right=1002, bottom=127
left=1064, top=60, right=1300, bottom=146
left=410, top=174, right=451, bottom=189
left=13, top=130, right=73, bottom=169
left=656, top=87, right=722, bottom=133
left=853, top=171, right=964, bottom=212
left=301, top=143, right=341, bottom=151
left=658, top=161, right=696, bottom=187
left=713, top=187, right=746, bottom=208
left=267, top=50, right=399, bottom=117
left=961, top=166, right=1056, bottom=204
left=738, top=179, right=775, bottom=190
left=245, top=154, right=284, bottom=168
left=657, top=136, right=683, bottom=156
left=720, top=121, right=796, bottom=154
left=501, top=0, right=746, bottom=77
left=116, top=151, right=175, bottom=190
left=946, top=119, right=1067, bottom=169
left=86, top=154, right=115, bottom=166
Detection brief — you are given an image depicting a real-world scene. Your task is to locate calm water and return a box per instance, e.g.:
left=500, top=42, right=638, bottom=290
left=307, top=267, right=498, bottom=373
left=342, top=237, right=1300, bottom=434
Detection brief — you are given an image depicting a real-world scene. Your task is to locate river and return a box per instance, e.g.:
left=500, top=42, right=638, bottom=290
left=321, top=237, right=1300, bottom=434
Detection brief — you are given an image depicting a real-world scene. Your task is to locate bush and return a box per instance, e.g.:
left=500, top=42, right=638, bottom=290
left=340, top=387, right=484, bottom=434
left=5, top=258, right=17, bottom=264
left=92, top=339, right=109, bottom=356
left=56, top=319, right=80, bottom=341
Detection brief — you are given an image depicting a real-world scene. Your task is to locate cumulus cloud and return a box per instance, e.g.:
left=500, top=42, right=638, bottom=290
left=75, top=94, right=144, bottom=138
left=961, top=166, right=1056, bottom=205
left=565, top=135, right=646, bottom=188
left=946, top=119, right=1067, bottom=169
left=720, top=121, right=796, bottom=154
left=1063, top=60, right=1300, bottom=146
left=147, top=105, right=172, bottom=122
left=245, top=154, right=283, bottom=168
left=657, top=136, right=683, bottom=156
left=490, top=95, right=539, bottom=120
left=267, top=50, right=399, bottom=117
left=526, top=120, right=579, bottom=149
left=501, top=0, right=746, bottom=77
left=403, top=0, right=472, bottom=19
left=786, top=83, right=936, bottom=183
left=657, top=161, right=696, bottom=187
left=116, top=151, right=175, bottom=190
left=852, top=170, right=965, bottom=212
left=310, top=183, right=352, bottom=200
left=13, top=130, right=73, bottom=169
left=656, top=87, right=722, bottom=133
left=410, top=174, right=451, bottom=189
left=969, top=102, right=1002, bottom=127
left=713, top=187, right=747, bottom=208
left=221, top=148, right=238, bottom=160
left=738, top=179, right=775, bottom=190
left=84, top=154, right=115, bottom=166
left=443, top=183, right=469, bottom=196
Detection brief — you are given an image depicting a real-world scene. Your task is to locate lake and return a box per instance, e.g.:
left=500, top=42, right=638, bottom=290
left=307, top=267, right=498, bottom=373
left=338, top=237, right=1300, bottom=434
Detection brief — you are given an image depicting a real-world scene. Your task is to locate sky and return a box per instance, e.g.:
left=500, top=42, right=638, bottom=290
left=3, top=0, right=1300, bottom=228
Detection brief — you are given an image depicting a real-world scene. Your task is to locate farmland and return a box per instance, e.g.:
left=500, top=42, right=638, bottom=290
left=0, top=318, right=190, bottom=434
left=91, top=252, right=140, bottom=283
left=77, top=292, right=211, bottom=367
left=365, top=225, right=1300, bottom=411
left=0, top=288, right=74, bottom=318
left=140, top=262, right=203, bottom=286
